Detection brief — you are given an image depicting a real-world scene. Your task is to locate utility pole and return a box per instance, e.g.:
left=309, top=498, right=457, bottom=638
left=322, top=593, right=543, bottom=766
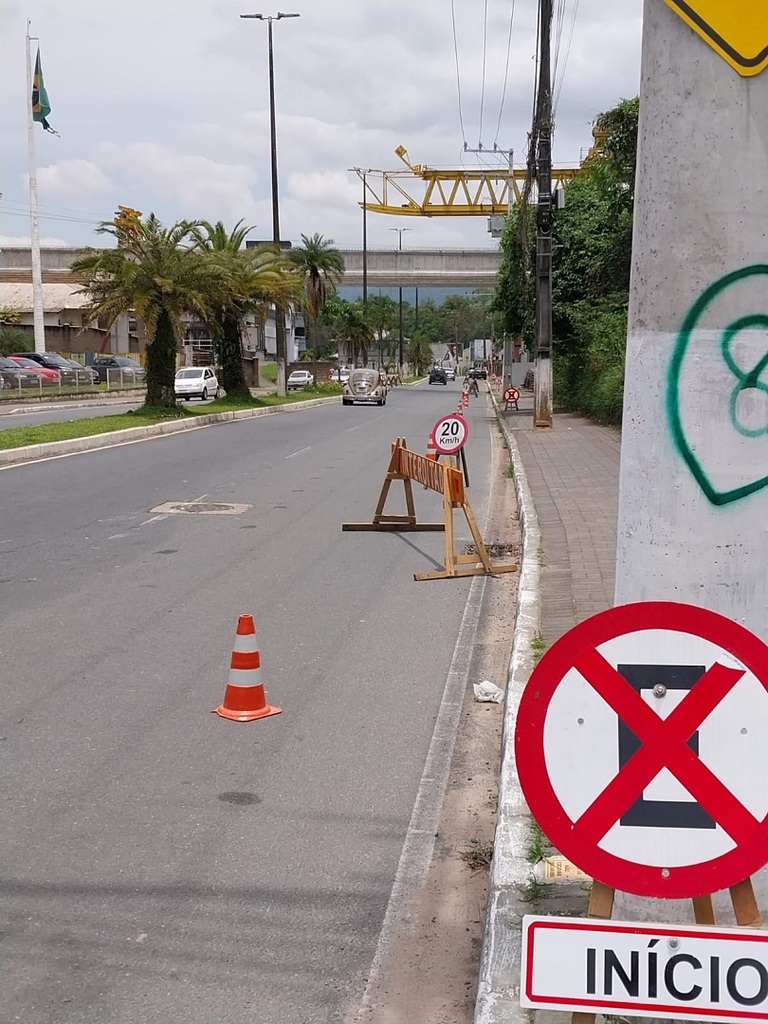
left=362, top=171, right=368, bottom=313
left=533, top=0, right=553, bottom=427
left=240, top=11, right=299, bottom=397
left=389, top=227, right=410, bottom=375
left=615, top=0, right=768, bottom=644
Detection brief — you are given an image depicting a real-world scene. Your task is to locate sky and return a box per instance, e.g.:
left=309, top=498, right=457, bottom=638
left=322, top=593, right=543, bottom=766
left=0, top=0, right=643, bottom=253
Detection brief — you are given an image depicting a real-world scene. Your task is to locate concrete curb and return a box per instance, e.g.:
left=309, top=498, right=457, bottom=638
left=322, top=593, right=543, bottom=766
left=0, top=396, right=338, bottom=467
left=475, top=395, right=542, bottom=1024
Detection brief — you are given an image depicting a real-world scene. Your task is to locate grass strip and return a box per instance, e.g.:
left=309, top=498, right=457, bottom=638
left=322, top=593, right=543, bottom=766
left=0, top=390, right=338, bottom=451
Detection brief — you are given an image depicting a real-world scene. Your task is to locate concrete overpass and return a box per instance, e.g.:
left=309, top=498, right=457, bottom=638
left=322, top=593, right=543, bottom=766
left=0, top=245, right=503, bottom=292
left=337, top=248, right=502, bottom=289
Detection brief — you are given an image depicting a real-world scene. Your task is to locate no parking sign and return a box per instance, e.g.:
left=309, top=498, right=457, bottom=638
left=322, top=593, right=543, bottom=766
left=515, top=602, right=768, bottom=898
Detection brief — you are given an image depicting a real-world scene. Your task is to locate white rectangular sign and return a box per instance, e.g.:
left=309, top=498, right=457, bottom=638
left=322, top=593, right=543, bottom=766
left=521, top=915, right=768, bottom=1022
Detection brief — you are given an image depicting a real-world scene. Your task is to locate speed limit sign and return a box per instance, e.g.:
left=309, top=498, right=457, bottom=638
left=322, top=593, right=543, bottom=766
left=432, top=413, right=469, bottom=454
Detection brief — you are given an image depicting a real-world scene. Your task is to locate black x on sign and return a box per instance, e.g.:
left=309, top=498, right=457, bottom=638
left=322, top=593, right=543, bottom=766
left=515, top=602, right=768, bottom=899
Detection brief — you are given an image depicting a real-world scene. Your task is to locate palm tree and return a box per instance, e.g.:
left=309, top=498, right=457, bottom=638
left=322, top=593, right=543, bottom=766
left=407, top=330, right=434, bottom=376
left=72, top=214, right=223, bottom=409
left=190, top=221, right=301, bottom=399
left=335, top=301, right=374, bottom=367
left=288, top=233, right=345, bottom=383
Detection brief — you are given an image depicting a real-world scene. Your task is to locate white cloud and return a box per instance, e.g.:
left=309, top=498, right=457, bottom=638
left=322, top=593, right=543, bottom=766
left=0, top=0, right=644, bottom=250
left=36, top=159, right=114, bottom=201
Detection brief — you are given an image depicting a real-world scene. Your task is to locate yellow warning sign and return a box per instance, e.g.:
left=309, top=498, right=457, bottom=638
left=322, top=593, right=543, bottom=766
left=664, top=0, right=768, bottom=76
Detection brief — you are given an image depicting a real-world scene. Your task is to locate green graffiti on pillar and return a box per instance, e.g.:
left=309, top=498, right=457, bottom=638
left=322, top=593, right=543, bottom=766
left=667, top=264, right=768, bottom=506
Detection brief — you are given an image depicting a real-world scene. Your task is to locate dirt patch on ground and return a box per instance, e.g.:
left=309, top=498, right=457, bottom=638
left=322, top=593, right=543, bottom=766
left=354, top=417, right=519, bottom=1023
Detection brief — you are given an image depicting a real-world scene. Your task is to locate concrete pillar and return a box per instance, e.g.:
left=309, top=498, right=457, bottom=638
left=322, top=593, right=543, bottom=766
left=615, top=0, right=768, bottom=641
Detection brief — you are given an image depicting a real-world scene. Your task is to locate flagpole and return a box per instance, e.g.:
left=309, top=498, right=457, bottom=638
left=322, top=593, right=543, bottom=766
left=26, top=22, right=46, bottom=353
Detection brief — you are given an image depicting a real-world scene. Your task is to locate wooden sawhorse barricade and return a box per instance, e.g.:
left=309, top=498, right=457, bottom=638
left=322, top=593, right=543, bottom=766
left=342, top=437, right=518, bottom=581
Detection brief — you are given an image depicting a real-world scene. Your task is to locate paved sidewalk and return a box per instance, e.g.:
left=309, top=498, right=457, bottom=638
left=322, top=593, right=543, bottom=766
left=475, top=391, right=623, bottom=1024
left=507, top=396, right=621, bottom=643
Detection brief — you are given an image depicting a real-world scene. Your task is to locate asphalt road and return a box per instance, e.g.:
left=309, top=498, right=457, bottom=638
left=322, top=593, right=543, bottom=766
left=1, top=381, right=497, bottom=1024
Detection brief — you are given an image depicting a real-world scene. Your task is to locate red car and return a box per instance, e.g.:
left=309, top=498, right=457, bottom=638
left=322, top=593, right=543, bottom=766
left=7, top=356, right=60, bottom=384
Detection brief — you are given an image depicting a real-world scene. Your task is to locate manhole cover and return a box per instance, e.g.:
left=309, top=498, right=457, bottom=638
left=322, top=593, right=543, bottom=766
left=149, top=501, right=252, bottom=516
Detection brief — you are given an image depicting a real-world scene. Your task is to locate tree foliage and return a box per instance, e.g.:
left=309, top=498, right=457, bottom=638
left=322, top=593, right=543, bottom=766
left=190, top=220, right=300, bottom=398
left=493, top=95, right=639, bottom=422
left=72, top=215, right=225, bottom=408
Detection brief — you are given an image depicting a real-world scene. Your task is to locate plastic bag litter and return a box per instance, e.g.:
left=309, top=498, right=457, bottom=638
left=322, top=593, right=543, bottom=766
left=473, top=680, right=504, bottom=703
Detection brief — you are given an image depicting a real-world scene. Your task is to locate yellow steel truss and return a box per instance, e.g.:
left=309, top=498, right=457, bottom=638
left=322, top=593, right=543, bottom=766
left=356, top=130, right=606, bottom=218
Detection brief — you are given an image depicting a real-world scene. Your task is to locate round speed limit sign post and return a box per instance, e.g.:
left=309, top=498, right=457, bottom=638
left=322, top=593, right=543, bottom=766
left=432, top=413, right=469, bottom=455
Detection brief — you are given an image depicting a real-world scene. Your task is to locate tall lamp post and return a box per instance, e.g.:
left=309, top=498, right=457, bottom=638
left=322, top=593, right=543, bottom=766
left=390, top=227, right=411, bottom=375
left=240, top=11, right=299, bottom=397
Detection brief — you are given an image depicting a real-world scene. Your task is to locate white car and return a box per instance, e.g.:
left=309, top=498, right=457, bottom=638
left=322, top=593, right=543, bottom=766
left=174, top=366, right=220, bottom=401
left=330, top=367, right=351, bottom=383
left=444, top=365, right=456, bottom=380
left=287, top=369, right=314, bottom=390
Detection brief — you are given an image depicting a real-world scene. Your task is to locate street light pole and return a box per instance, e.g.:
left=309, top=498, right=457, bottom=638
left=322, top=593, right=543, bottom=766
left=240, top=11, right=299, bottom=397
left=389, top=227, right=411, bottom=377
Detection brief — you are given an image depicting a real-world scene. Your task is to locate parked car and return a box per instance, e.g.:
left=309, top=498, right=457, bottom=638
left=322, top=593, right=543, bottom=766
left=342, top=368, right=387, bottom=406
left=91, top=356, right=147, bottom=384
left=174, top=366, right=220, bottom=401
left=444, top=365, right=456, bottom=380
left=429, top=367, right=448, bottom=385
left=62, top=357, right=100, bottom=385
left=9, top=351, right=86, bottom=386
left=7, top=356, right=60, bottom=384
left=287, top=369, right=314, bottom=390
left=0, top=357, right=41, bottom=389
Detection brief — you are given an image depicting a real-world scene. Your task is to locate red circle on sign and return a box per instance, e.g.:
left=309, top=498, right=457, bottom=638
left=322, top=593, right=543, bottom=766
left=432, top=413, right=469, bottom=454
left=504, top=386, right=520, bottom=402
left=515, top=601, right=768, bottom=898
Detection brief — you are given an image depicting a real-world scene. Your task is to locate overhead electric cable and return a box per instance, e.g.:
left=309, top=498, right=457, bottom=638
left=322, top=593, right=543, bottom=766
left=493, top=0, right=518, bottom=149
left=450, top=0, right=468, bottom=147
left=478, top=0, right=489, bottom=146
left=553, top=0, right=580, bottom=115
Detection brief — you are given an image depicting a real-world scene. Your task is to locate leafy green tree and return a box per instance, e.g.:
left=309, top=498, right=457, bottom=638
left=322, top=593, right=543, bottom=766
left=191, top=220, right=300, bottom=398
left=407, top=331, right=434, bottom=375
left=493, top=94, right=638, bottom=421
left=321, top=298, right=374, bottom=366
left=366, top=294, right=398, bottom=367
left=288, top=233, right=345, bottom=382
left=0, top=326, right=32, bottom=356
left=72, top=214, right=224, bottom=409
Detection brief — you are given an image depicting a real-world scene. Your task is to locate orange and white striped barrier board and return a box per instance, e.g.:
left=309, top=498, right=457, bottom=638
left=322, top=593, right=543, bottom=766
left=213, top=614, right=282, bottom=722
left=343, top=438, right=518, bottom=582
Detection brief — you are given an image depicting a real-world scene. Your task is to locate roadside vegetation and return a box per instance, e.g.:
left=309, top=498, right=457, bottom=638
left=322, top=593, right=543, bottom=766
left=0, top=388, right=341, bottom=451
left=493, top=97, right=638, bottom=425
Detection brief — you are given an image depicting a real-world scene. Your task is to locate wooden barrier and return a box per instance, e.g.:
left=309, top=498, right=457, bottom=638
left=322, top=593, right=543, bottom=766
left=342, top=438, right=518, bottom=581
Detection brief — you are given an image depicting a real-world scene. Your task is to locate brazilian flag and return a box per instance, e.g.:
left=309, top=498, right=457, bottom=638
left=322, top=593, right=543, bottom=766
left=32, top=48, right=57, bottom=134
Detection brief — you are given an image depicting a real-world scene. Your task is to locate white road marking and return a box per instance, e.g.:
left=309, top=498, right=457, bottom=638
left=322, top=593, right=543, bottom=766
left=285, top=446, right=312, bottom=459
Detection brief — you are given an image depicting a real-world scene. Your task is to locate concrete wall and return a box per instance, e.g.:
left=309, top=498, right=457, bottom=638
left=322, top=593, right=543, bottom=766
left=615, top=0, right=768, bottom=641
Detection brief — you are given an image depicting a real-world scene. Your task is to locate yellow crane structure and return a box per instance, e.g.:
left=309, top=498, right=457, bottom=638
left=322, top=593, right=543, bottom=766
left=354, top=130, right=606, bottom=218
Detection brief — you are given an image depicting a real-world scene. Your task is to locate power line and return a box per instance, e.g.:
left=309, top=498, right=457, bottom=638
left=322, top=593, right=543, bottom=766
left=553, top=0, right=580, bottom=115
left=478, top=0, right=489, bottom=147
left=493, top=0, right=518, bottom=149
left=450, top=0, right=468, bottom=147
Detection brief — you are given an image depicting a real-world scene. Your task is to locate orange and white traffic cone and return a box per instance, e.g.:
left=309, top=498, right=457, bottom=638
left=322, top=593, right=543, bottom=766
left=426, top=431, right=438, bottom=461
left=213, top=614, right=282, bottom=722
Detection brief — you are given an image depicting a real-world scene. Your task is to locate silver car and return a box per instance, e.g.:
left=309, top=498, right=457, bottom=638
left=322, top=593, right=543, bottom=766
left=342, top=368, right=387, bottom=406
